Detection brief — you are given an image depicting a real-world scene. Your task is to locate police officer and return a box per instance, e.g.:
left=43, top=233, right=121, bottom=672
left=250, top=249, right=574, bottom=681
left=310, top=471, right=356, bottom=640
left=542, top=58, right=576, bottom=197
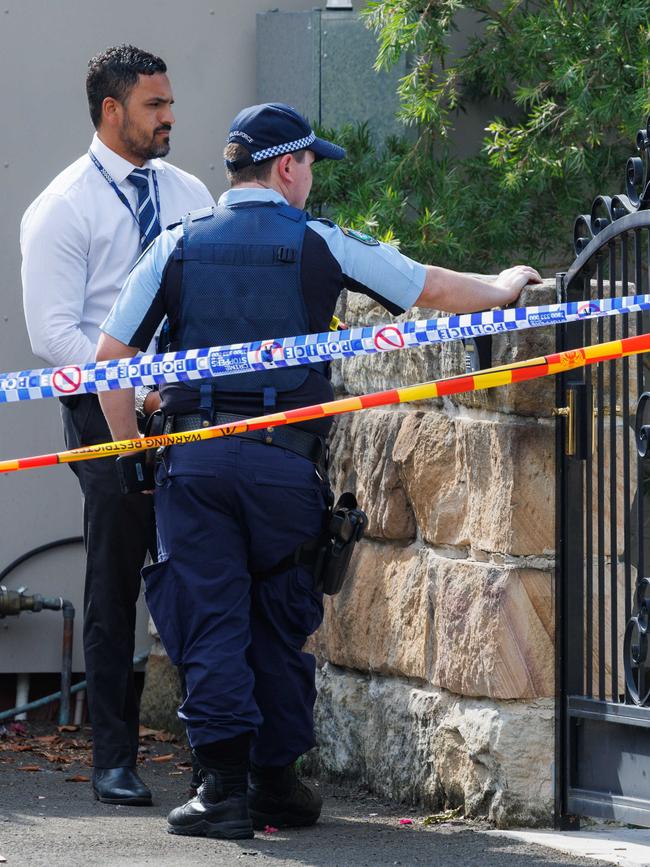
left=96, top=102, right=541, bottom=839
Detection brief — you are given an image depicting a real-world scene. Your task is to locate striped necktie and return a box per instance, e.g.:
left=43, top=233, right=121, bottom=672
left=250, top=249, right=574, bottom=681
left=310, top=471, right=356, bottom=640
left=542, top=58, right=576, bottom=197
left=127, top=168, right=161, bottom=251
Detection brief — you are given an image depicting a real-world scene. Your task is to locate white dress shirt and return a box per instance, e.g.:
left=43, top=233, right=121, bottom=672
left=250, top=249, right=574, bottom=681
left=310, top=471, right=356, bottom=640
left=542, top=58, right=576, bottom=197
left=21, top=133, right=215, bottom=366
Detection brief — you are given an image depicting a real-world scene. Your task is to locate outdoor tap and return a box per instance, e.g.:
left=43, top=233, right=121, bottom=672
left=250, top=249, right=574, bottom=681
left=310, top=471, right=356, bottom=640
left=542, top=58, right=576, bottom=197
left=0, top=585, right=71, bottom=618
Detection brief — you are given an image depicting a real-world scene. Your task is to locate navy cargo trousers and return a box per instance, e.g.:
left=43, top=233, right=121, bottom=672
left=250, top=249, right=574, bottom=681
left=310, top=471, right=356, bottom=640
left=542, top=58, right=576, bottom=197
left=143, top=436, right=329, bottom=767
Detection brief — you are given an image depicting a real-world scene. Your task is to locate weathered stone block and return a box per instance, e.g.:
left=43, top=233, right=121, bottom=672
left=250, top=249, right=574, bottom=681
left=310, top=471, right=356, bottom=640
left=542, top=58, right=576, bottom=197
left=328, top=410, right=416, bottom=541
left=429, top=558, right=554, bottom=700
left=391, top=410, right=555, bottom=556
left=310, top=664, right=554, bottom=827
left=311, top=542, right=554, bottom=700
left=309, top=542, right=433, bottom=681
left=139, top=642, right=185, bottom=737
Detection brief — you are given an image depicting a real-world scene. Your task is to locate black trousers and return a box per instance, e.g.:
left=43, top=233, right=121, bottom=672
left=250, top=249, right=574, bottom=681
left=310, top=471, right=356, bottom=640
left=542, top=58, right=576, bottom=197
left=60, top=395, right=156, bottom=768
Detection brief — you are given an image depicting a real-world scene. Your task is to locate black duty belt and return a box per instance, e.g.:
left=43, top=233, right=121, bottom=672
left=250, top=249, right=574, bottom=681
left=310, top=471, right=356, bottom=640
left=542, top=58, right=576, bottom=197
left=170, top=412, right=327, bottom=467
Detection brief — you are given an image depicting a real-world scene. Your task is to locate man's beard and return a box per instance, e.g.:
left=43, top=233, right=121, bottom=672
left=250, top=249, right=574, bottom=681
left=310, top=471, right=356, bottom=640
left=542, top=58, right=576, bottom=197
left=120, top=116, right=171, bottom=161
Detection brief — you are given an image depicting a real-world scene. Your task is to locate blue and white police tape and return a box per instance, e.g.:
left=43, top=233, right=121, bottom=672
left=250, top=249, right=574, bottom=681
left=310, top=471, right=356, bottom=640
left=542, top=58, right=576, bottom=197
left=1, top=294, right=648, bottom=403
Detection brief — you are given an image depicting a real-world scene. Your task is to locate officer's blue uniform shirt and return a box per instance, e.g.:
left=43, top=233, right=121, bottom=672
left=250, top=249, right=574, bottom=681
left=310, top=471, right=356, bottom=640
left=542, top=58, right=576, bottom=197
left=101, top=188, right=427, bottom=432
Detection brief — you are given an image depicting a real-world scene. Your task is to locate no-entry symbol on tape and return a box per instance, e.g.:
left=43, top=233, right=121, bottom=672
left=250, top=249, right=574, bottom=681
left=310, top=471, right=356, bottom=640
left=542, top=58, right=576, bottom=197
left=252, top=341, right=284, bottom=364
left=374, top=326, right=405, bottom=351
left=52, top=366, right=82, bottom=394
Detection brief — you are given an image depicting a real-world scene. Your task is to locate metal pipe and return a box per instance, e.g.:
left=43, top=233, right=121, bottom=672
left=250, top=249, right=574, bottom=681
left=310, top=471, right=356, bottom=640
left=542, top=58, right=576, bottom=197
left=0, top=680, right=87, bottom=722
left=0, top=537, right=83, bottom=725
left=59, top=601, right=75, bottom=725
left=14, top=673, right=29, bottom=721
left=0, top=650, right=150, bottom=722
left=0, top=587, right=75, bottom=724
left=73, top=688, right=86, bottom=726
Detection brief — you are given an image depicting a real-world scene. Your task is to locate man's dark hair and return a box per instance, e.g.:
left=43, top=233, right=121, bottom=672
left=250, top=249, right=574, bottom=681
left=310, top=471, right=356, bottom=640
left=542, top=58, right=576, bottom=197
left=86, top=44, right=167, bottom=128
left=224, top=143, right=306, bottom=186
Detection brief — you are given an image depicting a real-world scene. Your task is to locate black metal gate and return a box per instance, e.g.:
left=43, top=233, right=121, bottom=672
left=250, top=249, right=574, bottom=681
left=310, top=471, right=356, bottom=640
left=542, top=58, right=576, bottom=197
left=555, top=118, right=650, bottom=828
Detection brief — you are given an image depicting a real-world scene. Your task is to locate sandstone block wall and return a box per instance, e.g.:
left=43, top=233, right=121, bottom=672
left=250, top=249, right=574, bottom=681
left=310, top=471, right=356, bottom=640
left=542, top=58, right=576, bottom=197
left=307, top=279, right=559, bottom=825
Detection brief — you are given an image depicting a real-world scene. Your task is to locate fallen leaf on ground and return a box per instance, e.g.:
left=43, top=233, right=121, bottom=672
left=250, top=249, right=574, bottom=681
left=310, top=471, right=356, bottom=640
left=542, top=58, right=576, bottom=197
left=43, top=752, right=73, bottom=764
left=399, top=818, right=413, bottom=825
left=13, top=744, right=33, bottom=752
left=57, top=725, right=79, bottom=733
left=150, top=753, right=174, bottom=763
left=139, top=725, right=177, bottom=743
left=65, top=774, right=90, bottom=783
left=18, top=765, right=41, bottom=772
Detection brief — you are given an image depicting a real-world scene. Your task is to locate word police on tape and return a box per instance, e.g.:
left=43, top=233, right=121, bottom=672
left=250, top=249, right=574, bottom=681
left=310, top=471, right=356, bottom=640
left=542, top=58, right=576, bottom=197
left=1, top=293, right=649, bottom=404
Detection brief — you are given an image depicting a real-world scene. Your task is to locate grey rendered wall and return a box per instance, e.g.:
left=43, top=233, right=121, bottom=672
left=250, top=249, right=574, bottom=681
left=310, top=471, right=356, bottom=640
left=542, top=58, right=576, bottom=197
left=0, top=0, right=360, bottom=673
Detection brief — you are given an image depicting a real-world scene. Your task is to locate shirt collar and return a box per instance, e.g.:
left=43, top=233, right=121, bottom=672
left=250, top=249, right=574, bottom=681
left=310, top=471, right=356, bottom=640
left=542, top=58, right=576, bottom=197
left=89, top=132, right=165, bottom=184
left=217, top=187, right=290, bottom=207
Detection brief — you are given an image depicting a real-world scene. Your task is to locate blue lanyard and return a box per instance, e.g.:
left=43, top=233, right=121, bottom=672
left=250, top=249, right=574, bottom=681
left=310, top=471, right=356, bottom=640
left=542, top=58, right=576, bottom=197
left=88, top=149, right=161, bottom=236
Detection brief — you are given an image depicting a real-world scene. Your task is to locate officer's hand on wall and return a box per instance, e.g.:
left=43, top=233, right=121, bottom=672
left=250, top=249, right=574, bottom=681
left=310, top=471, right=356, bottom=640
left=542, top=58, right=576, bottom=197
left=495, top=265, right=542, bottom=304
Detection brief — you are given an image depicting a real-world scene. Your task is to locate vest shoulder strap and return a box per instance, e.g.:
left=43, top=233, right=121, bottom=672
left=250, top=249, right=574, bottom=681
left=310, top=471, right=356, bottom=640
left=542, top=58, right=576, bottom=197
left=276, top=204, right=305, bottom=223
left=186, top=205, right=215, bottom=223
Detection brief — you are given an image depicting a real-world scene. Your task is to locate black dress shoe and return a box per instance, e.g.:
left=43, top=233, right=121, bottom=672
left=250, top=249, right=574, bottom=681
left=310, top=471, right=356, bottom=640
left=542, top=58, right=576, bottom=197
left=248, top=763, right=322, bottom=830
left=92, top=767, right=153, bottom=806
left=168, top=770, right=253, bottom=839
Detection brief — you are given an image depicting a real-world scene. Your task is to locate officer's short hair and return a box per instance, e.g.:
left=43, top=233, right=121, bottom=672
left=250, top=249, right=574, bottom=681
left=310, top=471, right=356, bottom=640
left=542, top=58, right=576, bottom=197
left=224, top=143, right=307, bottom=186
left=86, top=44, right=167, bottom=129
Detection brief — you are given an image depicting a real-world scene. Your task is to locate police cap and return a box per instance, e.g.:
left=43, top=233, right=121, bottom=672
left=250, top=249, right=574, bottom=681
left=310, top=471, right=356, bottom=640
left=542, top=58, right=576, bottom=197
left=226, top=102, right=346, bottom=171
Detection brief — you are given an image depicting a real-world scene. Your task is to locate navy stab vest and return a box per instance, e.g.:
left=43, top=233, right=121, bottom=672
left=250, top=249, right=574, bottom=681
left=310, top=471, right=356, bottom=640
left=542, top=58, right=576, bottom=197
left=168, top=201, right=327, bottom=399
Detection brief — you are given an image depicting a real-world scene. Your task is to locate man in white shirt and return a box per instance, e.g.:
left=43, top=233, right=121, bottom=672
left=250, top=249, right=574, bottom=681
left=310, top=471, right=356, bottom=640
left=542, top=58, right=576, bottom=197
left=21, top=44, right=215, bottom=806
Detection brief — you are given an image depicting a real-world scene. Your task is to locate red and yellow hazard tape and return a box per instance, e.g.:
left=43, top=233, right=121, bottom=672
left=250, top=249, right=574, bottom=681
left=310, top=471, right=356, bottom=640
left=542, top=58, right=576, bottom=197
left=1, top=332, right=648, bottom=475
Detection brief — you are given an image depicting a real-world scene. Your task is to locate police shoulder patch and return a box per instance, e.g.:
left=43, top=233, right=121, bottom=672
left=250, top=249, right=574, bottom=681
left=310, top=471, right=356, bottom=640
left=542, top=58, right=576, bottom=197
left=342, top=227, right=380, bottom=246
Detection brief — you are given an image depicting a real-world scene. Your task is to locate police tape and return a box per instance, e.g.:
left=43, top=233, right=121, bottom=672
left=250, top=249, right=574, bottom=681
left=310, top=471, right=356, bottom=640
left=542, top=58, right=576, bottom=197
left=1, top=330, right=648, bottom=474
left=1, top=293, right=649, bottom=403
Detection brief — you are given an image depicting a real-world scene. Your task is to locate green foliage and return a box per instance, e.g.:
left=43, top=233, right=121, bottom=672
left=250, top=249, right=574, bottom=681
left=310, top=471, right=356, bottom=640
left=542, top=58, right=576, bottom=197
left=308, top=1, right=650, bottom=271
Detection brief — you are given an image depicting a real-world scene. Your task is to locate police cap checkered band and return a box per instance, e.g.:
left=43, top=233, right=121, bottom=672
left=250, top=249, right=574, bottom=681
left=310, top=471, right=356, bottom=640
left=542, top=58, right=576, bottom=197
left=225, top=102, right=345, bottom=171
left=251, top=132, right=316, bottom=163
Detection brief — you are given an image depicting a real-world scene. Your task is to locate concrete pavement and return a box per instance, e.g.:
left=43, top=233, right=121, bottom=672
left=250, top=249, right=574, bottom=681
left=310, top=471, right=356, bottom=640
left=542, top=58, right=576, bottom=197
left=0, top=723, right=610, bottom=867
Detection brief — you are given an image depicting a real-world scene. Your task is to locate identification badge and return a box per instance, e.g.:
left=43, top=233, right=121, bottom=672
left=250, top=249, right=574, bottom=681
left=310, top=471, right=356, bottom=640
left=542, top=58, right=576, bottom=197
left=342, top=227, right=380, bottom=246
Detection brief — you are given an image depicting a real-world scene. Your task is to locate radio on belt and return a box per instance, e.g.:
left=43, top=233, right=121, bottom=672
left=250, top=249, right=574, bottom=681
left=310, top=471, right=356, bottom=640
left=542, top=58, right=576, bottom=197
left=115, top=452, right=155, bottom=494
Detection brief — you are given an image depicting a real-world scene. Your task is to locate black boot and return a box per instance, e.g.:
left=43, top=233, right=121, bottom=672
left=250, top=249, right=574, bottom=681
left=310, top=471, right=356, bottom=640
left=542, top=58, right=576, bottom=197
left=248, top=762, right=322, bottom=830
left=167, top=767, right=253, bottom=839
left=188, top=751, right=203, bottom=797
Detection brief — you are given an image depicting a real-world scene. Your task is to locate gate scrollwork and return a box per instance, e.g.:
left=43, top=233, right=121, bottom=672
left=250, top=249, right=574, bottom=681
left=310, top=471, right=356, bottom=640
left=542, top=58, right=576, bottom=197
left=574, top=116, right=650, bottom=254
